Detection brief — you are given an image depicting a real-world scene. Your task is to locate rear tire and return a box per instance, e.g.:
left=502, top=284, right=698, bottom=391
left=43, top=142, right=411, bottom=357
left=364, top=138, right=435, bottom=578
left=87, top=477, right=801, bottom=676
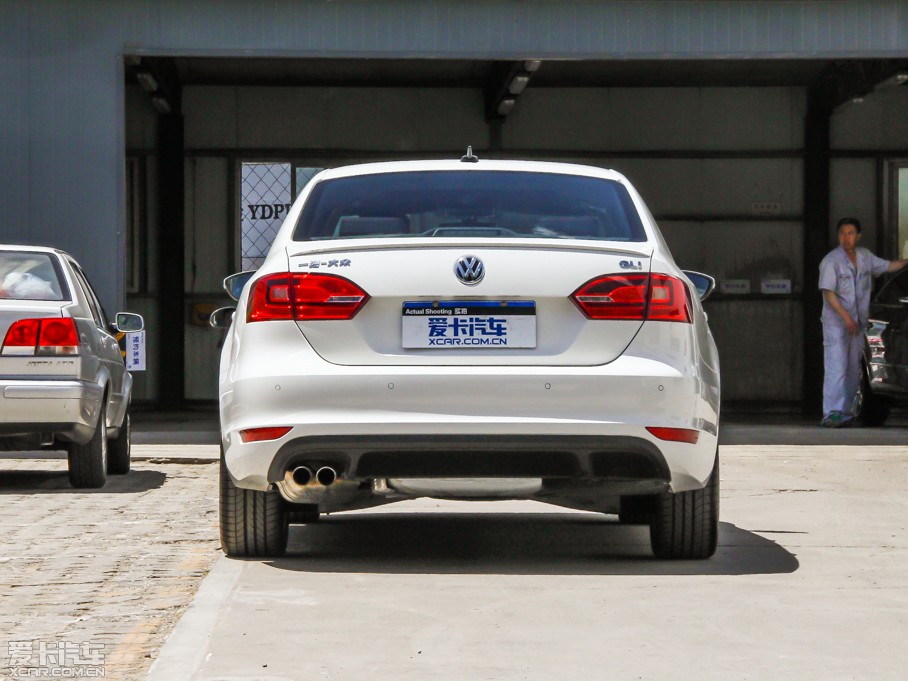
left=649, top=452, right=719, bottom=559
left=219, top=453, right=288, bottom=557
left=67, top=404, right=108, bottom=489
left=857, top=370, right=890, bottom=427
left=107, top=412, right=131, bottom=475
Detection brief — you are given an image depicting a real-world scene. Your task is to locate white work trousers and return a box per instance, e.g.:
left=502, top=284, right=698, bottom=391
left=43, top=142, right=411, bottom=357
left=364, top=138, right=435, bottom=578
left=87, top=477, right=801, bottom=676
left=822, top=321, right=864, bottom=417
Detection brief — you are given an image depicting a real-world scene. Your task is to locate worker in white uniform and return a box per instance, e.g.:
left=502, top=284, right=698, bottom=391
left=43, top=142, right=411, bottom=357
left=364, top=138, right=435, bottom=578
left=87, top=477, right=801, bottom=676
left=818, top=217, right=908, bottom=427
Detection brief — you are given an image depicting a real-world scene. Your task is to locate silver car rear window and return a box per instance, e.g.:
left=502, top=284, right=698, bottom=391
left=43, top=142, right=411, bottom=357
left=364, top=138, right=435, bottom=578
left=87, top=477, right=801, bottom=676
left=293, top=171, right=647, bottom=242
left=0, top=252, right=68, bottom=301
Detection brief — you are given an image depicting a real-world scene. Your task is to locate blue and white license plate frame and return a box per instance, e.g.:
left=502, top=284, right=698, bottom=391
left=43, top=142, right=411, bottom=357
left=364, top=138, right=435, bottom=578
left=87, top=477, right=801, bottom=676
left=402, top=301, right=537, bottom=349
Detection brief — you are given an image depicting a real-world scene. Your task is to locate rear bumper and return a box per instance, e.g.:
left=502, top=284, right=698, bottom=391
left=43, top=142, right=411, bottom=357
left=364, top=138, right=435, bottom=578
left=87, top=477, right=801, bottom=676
left=220, top=323, right=720, bottom=500
left=266, top=433, right=673, bottom=492
left=0, top=379, right=103, bottom=445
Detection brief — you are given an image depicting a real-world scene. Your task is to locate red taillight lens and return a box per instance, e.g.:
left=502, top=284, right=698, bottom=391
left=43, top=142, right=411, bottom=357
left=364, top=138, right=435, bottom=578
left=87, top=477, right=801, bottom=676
left=2, top=318, right=79, bottom=356
left=292, top=273, right=369, bottom=320
left=2, top=319, right=40, bottom=353
left=247, top=274, right=294, bottom=322
left=239, top=426, right=292, bottom=443
left=247, top=273, right=369, bottom=322
left=646, top=274, right=691, bottom=323
left=646, top=427, right=700, bottom=444
left=570, top=273, right=690, bottom=323
left=571, top=274, right=649, bottom=320
left=38, top=319, right=79, bottom=348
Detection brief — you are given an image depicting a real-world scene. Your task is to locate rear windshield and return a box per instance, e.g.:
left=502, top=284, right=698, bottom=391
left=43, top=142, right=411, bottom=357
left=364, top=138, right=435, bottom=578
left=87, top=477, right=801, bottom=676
left=0, top=252, right=68, bottom=301
left=293, top=171, right=647, bottom=242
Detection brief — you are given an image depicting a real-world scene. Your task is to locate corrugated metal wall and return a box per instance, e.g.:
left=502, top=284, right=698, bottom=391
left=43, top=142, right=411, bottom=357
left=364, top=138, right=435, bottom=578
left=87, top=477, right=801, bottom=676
left=8, top=0, right=908, bottom=403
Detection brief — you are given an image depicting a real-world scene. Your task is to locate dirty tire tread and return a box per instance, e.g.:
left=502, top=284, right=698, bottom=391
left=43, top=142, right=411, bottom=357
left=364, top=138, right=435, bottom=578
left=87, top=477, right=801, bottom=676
left=107, top=412, right=131, bottom=475
left=219, top=454, right=288, bottom=557
left=67, top=404, right=107, bottom=489
left=649, top=452, right=719, bottom=560
left=858, top=372, right=890, bottom=427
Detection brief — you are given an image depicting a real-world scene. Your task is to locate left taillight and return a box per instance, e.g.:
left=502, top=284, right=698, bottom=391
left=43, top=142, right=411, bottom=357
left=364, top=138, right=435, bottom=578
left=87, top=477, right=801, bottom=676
left=570, top=273, right=691, bottom=323
left=247, top=273, right=369, bottom=322
left=1, top=318, right=79, bottom=356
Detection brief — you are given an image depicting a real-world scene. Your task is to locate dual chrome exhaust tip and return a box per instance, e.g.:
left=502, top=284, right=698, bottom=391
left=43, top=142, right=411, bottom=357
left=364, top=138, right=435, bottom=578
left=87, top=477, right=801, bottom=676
left=289, top=465, right=337, bottom=488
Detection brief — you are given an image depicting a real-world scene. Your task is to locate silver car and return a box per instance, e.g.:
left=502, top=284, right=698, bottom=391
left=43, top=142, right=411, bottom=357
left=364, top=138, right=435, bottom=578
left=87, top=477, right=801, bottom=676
left=0, top=245, right=144, bottom=488
left=214, top=157, right=720, bottom=560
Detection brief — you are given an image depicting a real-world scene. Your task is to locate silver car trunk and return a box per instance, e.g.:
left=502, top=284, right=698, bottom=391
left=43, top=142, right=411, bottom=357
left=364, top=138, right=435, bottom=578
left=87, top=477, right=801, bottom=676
left=288, top=242, right=652, bottom=366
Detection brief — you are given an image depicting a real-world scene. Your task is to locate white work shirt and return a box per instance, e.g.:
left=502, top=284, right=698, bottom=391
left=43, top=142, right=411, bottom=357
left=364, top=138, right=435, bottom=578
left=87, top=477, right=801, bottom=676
left=818, top=246, right=889, bottom=327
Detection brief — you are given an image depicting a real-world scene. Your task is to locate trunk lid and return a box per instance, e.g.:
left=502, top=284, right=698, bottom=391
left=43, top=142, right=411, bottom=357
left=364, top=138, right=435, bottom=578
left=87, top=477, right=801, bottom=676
left=286, top=240, right=652, bottom=366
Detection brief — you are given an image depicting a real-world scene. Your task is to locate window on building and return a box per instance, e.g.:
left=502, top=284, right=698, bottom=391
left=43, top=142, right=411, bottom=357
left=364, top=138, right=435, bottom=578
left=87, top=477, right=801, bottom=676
left=239, top=163, right=324, bottom=271
left=240, top=162, right=292, bottom=271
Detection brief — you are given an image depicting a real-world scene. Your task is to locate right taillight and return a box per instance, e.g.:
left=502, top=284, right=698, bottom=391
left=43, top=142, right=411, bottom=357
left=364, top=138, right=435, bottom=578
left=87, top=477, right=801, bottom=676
left=1, top=317, right=79, bottom=356
left=570, top=273, right=690, bottom=323
left=247, top=273, right=369, bottom=322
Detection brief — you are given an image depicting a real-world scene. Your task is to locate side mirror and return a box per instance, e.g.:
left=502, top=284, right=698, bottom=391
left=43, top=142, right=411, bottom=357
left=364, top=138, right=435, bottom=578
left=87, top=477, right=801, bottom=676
left=209, top=307, right=236, bottom=329
left=223, top=271, right=256, bottom=302
left=682, top=271, right=716, bottom=301
left=113, top=312, right=144, bottom=333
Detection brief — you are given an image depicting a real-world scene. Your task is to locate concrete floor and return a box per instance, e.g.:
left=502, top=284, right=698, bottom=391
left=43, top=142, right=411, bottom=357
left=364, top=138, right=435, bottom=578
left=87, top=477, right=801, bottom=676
left=146, top=443, right=908, bottom=681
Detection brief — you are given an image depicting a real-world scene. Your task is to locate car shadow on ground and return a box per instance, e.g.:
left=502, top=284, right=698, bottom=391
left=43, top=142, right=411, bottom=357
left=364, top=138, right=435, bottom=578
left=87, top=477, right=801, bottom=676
left=262, top=514, right=798, bottom=576
left=0, top=468, right=167, bottom=493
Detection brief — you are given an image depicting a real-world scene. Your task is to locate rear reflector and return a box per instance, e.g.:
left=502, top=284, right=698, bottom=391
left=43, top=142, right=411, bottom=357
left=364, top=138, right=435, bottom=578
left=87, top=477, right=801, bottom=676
left=1, top=318, right=79, bottom=356
left=239, top=426, right=292, bottom=443
left=646, top=427, right=700, bottom=444
left=247, top=273, right=369, bottom=322
left=570, top=273, right=691, bottom=322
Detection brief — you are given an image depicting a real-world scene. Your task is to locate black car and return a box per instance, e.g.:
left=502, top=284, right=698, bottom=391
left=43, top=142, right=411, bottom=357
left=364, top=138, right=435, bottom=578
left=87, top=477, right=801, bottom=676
left=858, top=268, right=908, bottom=425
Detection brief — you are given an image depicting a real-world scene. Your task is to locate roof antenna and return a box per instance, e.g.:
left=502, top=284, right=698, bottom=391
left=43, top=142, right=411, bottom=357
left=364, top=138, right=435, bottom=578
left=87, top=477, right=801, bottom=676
left=460, top=146, right=479, bottom=163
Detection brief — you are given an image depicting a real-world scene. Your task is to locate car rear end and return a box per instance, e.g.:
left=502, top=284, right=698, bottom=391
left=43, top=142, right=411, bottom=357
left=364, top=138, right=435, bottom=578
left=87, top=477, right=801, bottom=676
left=0, top=248, right=103, bottom=448
left=217, top=160, right=720, bottom=559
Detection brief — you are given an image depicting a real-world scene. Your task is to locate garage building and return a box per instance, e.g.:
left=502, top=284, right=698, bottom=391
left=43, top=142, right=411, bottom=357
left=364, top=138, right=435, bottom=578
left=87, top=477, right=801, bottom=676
left=4, top=0, right=908, bottom=412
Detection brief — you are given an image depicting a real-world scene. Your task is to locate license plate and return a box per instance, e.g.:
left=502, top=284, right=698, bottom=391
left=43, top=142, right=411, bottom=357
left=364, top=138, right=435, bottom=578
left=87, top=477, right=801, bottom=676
left=402, top=301, right=536, bottom=349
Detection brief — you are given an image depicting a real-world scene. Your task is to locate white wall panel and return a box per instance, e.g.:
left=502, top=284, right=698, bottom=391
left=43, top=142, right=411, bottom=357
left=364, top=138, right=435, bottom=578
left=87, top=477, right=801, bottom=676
left=830, top=159, right=879, bottom=251
left=238, top=88, right=331, bottom=149
left=185, top=323, right=221, bottom=401
left=125, top=85, right=157, bottom=151
left=660, top=221, right=804, bottom=292
left=832, top=87, right=908, bottom=150
left=610, top=159, right=703, bottom=215
left=326, top=88, right=420, bottom=150
left=184, top=158, right=231, bottom=293
left=504, top=89, right=611, bottom=150
left=700, top=158, right=802, bottom=216
left=705, top=300, right=803, bottom=401
left=609, top=88, right=701, bottom=150
left=699, top=88, right=804, bottom=150
left=415, top=90, right=490, bottom=150
left=185, top=87, right=490, bottom=152
left=184, top=87, right=238, bottom=149
left=610, top=158, right=802, bottom=216
left=504, top=87, right=804, bottom=152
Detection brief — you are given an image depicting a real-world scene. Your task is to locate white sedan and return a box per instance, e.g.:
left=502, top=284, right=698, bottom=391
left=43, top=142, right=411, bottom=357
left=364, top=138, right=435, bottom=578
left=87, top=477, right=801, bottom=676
left=214, top=156, right=720, bottom=559
left=0, top=245, right=144, bottom=487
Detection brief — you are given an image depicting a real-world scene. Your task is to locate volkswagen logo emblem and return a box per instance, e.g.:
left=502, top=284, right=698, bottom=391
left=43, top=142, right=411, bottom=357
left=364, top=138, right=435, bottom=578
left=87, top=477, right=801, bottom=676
left=454, top=255, right=485, bottom=285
